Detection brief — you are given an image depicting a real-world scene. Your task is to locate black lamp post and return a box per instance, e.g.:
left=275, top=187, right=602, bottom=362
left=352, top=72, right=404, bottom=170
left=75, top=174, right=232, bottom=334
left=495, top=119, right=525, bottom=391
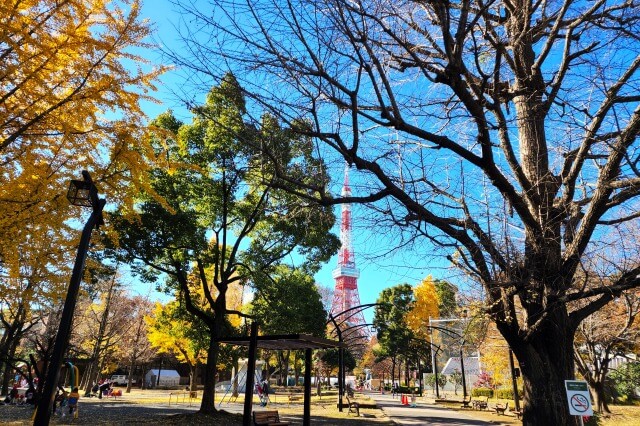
left=34, top=171, right=105, bottom=425
left=509, top=349, right=521, bottom=412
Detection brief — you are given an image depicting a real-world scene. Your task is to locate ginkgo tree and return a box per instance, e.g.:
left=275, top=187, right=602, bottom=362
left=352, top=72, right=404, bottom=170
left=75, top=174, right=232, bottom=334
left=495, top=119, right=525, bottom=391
left=0, top=0, right=164, bottom=262
left=146, top=301, right=209, bottom=391
left=406, top=276, right=440, bottom=337
left=0, top=0, right=164, bottom=387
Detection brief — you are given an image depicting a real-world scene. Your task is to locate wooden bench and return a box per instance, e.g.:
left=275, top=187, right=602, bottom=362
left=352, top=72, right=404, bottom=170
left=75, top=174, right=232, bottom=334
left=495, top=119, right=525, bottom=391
left=472, top=397, right=488, bottom=410
left=287, top=392, right=303, bottom=405
left=513, top=409, right=523, bottom=419
left=252, top=410, right=290, bottom=426
left=346, top=394, right=360, bottom=416
left=493, top=402, right=509, bottom=415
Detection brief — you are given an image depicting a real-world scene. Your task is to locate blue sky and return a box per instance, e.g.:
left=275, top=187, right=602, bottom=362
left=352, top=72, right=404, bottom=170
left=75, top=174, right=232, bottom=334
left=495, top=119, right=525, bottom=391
left=135, top=0, right=455, bottom=322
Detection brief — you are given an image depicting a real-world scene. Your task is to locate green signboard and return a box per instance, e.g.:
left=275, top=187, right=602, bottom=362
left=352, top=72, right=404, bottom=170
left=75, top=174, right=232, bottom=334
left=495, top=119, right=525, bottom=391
left=565, top=381, right=588, bottom=391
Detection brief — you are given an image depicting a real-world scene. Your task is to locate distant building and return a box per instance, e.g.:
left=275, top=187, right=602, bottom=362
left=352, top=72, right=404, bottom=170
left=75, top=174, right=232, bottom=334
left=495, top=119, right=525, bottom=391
left=608, top=353, right=637, bottom=370
left=145, top=369, right=183, bottom=388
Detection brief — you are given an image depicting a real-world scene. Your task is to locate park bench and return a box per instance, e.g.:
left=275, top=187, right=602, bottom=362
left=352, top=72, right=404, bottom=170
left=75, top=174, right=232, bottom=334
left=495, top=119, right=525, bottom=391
left=168, top=391, right=198, bottom=406
left=460, top=396, right=472, bottom=409
left=287, top=391, right=303, bottom=405
left=252, top=410, right=290, bottom=426
left=472, top=397, right=489, bottom=410
left=493, top=402, right=509, bottom=415
left=345, top=394, right=360, bottom=416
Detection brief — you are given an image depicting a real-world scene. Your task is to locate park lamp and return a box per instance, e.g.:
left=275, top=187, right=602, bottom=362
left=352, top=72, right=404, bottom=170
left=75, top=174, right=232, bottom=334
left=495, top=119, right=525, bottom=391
left=66, top=170, right=104, bottom=226
left=35, top=170, right=105, bottom=425
left=66, top=179, right=93, bottom=207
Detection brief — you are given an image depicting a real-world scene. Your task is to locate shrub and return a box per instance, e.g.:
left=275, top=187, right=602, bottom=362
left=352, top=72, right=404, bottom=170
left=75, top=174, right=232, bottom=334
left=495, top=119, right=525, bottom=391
left=472, top=388, right=493, bottom=398
left=610, top=362, right=640, bottom=402
left=495, top=388, right=523, bottom=400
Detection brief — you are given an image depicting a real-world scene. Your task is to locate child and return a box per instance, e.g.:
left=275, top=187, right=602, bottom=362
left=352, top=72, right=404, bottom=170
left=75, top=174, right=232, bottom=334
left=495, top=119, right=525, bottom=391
left=54, top=389, right=68, bottom=416
left=9, top=384, right=19, bottom=404
left=68, top=387, right=80, bottom=418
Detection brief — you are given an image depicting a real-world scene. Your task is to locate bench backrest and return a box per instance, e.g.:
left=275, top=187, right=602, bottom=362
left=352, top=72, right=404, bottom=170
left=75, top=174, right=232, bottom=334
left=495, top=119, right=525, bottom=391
left=253, top=410, right=280, bottom=424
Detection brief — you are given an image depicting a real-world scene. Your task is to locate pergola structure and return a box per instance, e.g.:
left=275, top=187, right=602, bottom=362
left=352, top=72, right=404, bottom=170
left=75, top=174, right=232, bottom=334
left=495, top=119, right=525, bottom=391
left=217, top=323, right=343, bottom=426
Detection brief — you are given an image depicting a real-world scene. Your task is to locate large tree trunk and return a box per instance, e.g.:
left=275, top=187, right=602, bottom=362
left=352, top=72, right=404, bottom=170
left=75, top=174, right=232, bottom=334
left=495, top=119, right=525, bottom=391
left=391, top=358, right=396, bottom=389
left=1, top=337, right=20, bottom=394
left=126, top=359, right=136, bottom=393
left=508, top=318, right=577, bottom=426
left=188, top=363, right=198, bottom=392
left=199, top=335, right=218, bottom=413
left=231, top=360, right=239, bottom=398
left=590, top=381, right=611, bottom=414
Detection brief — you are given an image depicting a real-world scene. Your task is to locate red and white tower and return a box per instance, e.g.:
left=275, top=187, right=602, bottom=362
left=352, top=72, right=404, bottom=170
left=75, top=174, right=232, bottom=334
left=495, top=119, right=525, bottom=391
left=330, top=165, right=368, bottom=337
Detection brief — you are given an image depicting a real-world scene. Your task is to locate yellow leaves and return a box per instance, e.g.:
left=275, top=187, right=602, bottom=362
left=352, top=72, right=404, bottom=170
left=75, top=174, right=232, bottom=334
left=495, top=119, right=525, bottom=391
left=0, top=0, right=166, bottom=296
left=146, top=301, right=207, bottom=366
left=478, top=324, right=514, bottom=388
left=406, top=275, right=440, bottom=335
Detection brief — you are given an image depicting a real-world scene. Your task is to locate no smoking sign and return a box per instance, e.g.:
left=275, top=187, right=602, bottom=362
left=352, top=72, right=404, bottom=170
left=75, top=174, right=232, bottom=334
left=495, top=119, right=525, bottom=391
left=565, top=380, right=593, bottom=416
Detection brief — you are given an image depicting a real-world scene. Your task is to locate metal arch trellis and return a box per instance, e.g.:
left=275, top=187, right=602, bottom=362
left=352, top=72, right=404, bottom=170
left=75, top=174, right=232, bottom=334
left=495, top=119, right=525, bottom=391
left=326, top=303, right=389, bottom=412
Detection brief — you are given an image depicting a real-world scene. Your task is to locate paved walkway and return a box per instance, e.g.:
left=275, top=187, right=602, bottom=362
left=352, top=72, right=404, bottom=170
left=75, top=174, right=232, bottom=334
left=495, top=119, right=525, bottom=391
left=366, top=392, right=496, bottom=426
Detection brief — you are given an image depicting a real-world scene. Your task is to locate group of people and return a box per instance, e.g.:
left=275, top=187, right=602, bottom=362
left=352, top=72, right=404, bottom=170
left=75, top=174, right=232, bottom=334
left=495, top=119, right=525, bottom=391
left=90, top=379, right=113, bottom=399
left=2, top=383, right=37, bottom=406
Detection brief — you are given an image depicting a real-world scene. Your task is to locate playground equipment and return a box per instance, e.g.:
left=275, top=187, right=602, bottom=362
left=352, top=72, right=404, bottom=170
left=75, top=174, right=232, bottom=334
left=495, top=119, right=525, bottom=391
left=217, top=359, right=270, bottom=407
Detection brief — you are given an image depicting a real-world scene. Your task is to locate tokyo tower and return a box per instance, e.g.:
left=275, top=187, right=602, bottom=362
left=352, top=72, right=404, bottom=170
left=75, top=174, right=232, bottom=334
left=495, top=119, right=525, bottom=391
left=330, top=165, right=368, bottom=339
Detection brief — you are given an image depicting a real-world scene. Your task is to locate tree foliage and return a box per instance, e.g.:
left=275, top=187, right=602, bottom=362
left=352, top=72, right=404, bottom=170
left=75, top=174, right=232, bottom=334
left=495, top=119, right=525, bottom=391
left=0, top=1, right=164, bottom=388
left=250, top=266, right=327, bottom=336
left=146, top=301, right=208, bottom=387
left=433, top=280, right=458, bottom=319
left=609, top=362, right=640, bottom=402
left=0, top=0, right=164, bottom=271
left=374, top=284, right=415, bottom=359
left=574, top=290, right=640, bottom=412
left=110, top=75, right=338, bottom=411
left=406, top=276, right=439, bottom=336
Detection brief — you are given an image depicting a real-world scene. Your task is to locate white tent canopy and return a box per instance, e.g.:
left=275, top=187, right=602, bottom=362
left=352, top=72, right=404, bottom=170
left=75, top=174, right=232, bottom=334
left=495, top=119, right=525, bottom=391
left=145, top=369, right=183, bottom=388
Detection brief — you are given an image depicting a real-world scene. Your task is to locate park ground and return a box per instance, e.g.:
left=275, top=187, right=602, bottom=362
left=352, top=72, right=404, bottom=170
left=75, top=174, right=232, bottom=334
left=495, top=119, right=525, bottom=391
left=1, top=388, right=639, bottom=425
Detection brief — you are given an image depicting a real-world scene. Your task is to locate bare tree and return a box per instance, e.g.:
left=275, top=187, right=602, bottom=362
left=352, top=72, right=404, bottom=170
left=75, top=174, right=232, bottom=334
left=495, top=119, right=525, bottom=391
left=120, top=296, right=155, bottom=393
left=167, top=0, right=640, bottom=424
left=574, top=289, right=640, bottom=413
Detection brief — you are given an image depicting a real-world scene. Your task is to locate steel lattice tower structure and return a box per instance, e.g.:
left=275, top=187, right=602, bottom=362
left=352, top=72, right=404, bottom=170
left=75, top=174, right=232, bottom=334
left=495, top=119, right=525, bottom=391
left=330, top=165, right=368, bottom=338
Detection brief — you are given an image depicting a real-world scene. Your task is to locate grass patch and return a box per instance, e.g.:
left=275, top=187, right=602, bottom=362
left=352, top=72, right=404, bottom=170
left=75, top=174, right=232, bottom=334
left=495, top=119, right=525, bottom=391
left=597, top=405, right=640, bottom=426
